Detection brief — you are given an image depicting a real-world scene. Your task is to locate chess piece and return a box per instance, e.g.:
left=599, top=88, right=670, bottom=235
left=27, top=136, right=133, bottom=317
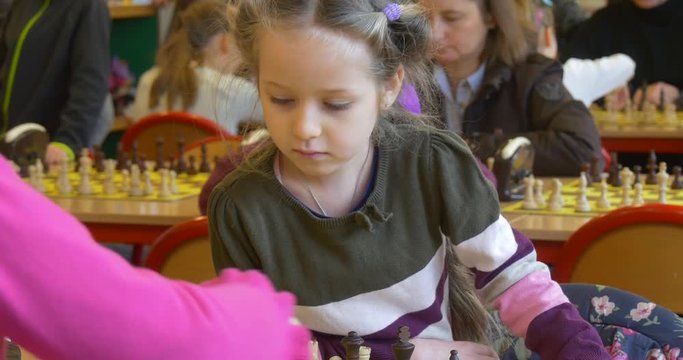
left=169, top=170, right=178, bottom=194
left=158, top=169, right=171, bottom=198
left=120, top=169, right=130, bottom=193
left=664, top=103, right=678, bottom=125
left=78, top=150, right=93, bottom=195
left=138, top=154, right=148, bottom=173
left=671, top=166, right=682, bottom=190
left=633, top=183, right=645, bottom=205
left=187, top=155, right=198, bottom=175
left=658, top=186, right=668, bottom=204
left=358, top=346, right=371, bottom=360
left=129, top=164, right=143, bottom=196
left=392, top=326, right=415, bottom=360
left=632, top=165, right=642, bottom=184
left=620, top=182, right=632, bottom=207
left=590, top=155, right=602, bottom=183
left=155, top=136, right=165, bottom=171
left=609, top=163, right=622, bottom=187
left=131, top=141, right=140, bottom=167
left=143, top=171, right=154, bottom=196
left=199, top=143, right=211, bottom=173
left=449, top=350, right=460, bottom=360
left=547, top=178, right=564, bottom=211
left=645, top=150, right=657, bottom=185
left=176, top=137, right=187, bottom=174
left=93, top=144, right=105, bottom=172
left=596, top=175, right=611, bottom=209
left=56, top=159, right=72, bottom=195
left=533, top=178, right=546, bottom=208
left=580, top=163, right=592, bottom=186
left=620, top=167, right=634, bottom=189
left=574, top=172, right=591, bottom=212
left=522, top=175, right=538, bottom=210
left=341, top=331, right=364, bottom=360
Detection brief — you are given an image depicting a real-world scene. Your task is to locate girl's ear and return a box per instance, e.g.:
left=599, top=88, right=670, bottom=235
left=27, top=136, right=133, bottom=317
left=383, top=65, right=405, bottom=108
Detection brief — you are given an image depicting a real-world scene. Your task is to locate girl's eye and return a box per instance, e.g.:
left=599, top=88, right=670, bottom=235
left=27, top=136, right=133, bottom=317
left=270, top=97, right=293, bottom=105
left=325, top=102, right=352, bottom=111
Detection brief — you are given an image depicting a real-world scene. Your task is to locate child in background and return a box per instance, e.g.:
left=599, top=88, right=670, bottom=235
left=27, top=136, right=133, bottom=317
left=0, top=154, right=310, bottom=359
left=208, top=0, right=609, bottom=359
left=126, top=0, right=262, bottom=134
left=424, top=0, right=603, bottom=177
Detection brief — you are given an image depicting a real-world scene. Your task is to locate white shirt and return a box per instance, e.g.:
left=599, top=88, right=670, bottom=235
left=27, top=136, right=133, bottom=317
left=434, top=63, right=486, bottom=133
left=126, top=66, right=263, bottom=134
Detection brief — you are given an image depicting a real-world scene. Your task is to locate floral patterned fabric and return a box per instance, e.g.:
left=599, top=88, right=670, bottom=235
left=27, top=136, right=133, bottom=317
left=495, top=284, right=683, bottom=359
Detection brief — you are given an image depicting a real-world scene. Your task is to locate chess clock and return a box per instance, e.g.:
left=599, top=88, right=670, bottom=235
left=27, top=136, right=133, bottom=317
left=492, top=136, right=535, bottom=201
left=0, top=123, right=49, bottom=177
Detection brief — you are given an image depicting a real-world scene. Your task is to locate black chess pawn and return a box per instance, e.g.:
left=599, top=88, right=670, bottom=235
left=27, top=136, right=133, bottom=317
left=638, top=80, right=648, bottom=110
left=155, top=136, right=165, bottom=171
left=610, top=164, right=623, bottom=187
left=167, top=156, right=175, bottom=173
left=580, top=163, right=592, bottom=186
left=392, top=326, right=415, bottom=360
left=138, top=154, right=148, bottom=173
left=633, top=165, right=642, bottom=184
left=646, top=150, right=658, bottom=185
left=93, top=145, right=105, bottom=172
left=340, top=331, right=364, bottom=360
left=176, top=136, right=187, bottom=174
left=671, top=166, right=683, bottom=190
left=199, top=143, right=211, bottom=173
left=187, top=155, right=198, bottom=175
left=449, top=350, right=460, bottom=360
left=590, top=155, right=602, bottom=183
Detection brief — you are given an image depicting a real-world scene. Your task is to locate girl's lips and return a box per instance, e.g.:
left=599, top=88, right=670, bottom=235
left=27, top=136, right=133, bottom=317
left=294, top=149, right=327, bottom=158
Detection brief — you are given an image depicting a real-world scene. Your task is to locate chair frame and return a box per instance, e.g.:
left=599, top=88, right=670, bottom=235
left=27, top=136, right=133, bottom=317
left=120, top=112, right=233, bottom=154
left=554, top=203, right=683, bottom=282
left=145, top=216, right=209, bottom=272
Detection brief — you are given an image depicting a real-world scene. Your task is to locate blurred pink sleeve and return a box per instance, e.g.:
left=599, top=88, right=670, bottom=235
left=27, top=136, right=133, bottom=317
left=0, top=155, right=311, bottom=360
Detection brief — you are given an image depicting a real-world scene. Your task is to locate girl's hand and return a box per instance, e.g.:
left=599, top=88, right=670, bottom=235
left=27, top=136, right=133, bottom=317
left=410, top=338, right=499, bottom=360
left=633, top=81, right=680, bottom=107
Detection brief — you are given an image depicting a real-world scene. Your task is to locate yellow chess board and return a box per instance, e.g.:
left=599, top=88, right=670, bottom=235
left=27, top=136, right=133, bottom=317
left=25, top=170, right=209, bottom=201
left=591, top=110, right=683, bottom=129
left=503, top=179, right=683, bottom=217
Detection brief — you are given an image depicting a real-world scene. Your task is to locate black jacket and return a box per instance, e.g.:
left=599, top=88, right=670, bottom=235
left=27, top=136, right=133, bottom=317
left=437, top=54, right=604, bottom=177
left=0, top=0, right=110, bottom=154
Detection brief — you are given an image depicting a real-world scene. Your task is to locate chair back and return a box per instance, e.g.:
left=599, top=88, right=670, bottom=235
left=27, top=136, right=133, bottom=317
left=120, top=112, right=233, bottom=162
left=554, top=204, right=683, bottom=314
left=145, top=216, right=215, bottom=283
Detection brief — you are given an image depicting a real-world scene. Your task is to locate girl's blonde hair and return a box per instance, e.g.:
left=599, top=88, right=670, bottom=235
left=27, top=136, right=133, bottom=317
left=475, top=0, right=537, bottom=67
left=149, top=0, right=231, bottom=110
left=234, top=0, right=491, bottom=344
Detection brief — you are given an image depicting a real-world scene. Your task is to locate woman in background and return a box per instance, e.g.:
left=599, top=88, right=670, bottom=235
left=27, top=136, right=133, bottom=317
left=127, top=0, right=262, bottom=135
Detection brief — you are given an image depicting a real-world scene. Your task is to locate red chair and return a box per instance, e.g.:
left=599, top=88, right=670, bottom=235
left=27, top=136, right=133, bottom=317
left=554, top=204, right=683, bottom=314
left=120, top=112, right=234, bottom=162
left=145, top=216, right=215, bottom=283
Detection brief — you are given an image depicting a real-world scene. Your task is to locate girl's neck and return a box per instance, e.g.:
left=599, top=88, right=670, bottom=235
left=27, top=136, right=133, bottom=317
left=202, top=53, right=240, bottom=74
left=443, top=58, right=484, bottom=88
left=277, top=144, right=374, bottom=217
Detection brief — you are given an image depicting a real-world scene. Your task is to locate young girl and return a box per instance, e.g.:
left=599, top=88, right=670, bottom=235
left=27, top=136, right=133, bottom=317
left=208, top=0, right=609, bottom=359
left=423, top=0, right=603, bottom=176
left=126, top=0, right=262, bottom=134
left=0, top=155, right=310, bottom=359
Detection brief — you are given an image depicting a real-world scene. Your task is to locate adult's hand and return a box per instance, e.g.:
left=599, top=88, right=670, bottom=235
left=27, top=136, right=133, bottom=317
left=45, top=143, right=68, bottom=170
left=633, top=81, right=680, bottom=108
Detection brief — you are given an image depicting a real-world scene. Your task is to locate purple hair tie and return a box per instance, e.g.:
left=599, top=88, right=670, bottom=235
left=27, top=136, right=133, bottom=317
left=383, top=2, right=401, bottom=22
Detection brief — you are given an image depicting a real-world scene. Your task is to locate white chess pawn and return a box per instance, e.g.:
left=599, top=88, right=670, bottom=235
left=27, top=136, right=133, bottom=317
left=620, top=183, right=632, bottom=207
left=120, top=169, right=130, bottom=192
left=158, top=169, right=171, bottom=198
left=129, top=164, right=143, bottom=196
left=533, top=179, right=546, bottom=208
left=633, top=183, right=645, bottom=205
left=547, top=178, right=564, bottom=211
left=574, top=173, right=591, bottom=212
left=169, top=170, right=178, bottom=194
left=143, top=171, right=153, bottom=196
left=658, top=187, right=668, bottom=204
left=596, top=178, right=611, bottom=209
left=657, top=161, right=669, bottom=192
left=78, top=169, right=93, bottom=195
left=57, top=159, right=72, bottom=195
left=522, top=175, right=538, bottom=210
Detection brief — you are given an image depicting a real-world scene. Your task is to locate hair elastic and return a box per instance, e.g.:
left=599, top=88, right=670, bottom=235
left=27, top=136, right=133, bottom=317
left=383, top=2, right=401, bottom=22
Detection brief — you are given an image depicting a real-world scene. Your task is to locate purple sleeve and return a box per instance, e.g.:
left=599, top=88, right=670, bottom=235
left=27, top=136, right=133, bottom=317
left=0, top=156, right=311, bottom=360
left=526, top=303, right=611, bottom=359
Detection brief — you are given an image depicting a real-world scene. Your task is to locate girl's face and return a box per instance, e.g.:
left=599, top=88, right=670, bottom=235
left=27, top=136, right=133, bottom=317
left=632, top=0, right=668, bottom=9
left=422, top=0, right=493, bottom=68
left=257, top=28, right=401, bottom=179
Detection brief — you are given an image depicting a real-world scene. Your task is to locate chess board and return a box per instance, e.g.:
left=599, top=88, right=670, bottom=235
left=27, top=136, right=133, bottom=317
left=502, top=179, right=683, bottom=217
left=592, top=110, right=683, bottom=129
left=25, top=170, right=209, bottom=201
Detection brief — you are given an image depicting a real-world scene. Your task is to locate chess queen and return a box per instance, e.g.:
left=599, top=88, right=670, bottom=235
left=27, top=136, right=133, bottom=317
left=207, top=0, right=609, bottom=359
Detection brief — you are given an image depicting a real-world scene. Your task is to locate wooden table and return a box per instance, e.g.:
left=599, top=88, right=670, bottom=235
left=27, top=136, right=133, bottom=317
left=52, top=196, right=200, bottom=264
